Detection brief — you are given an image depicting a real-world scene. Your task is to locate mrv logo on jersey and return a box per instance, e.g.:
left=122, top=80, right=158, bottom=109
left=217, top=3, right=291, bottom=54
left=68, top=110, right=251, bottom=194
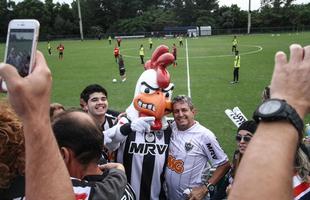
left=207, top=143, right=218, bottom=159
left=129, top=142, right=168, bottom=155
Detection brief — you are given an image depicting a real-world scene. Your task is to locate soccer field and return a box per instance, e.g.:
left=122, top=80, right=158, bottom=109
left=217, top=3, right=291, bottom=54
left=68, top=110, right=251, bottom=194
left=1, top=32, right=310, bottom=158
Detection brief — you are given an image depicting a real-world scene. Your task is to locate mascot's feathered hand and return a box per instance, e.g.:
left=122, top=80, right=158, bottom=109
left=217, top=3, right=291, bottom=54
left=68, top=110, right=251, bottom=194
left=128, top=45, right=175, bottom=131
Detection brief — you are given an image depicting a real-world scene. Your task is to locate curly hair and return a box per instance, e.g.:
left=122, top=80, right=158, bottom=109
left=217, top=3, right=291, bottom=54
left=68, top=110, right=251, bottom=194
left=0, top=100, right=25, bottom=189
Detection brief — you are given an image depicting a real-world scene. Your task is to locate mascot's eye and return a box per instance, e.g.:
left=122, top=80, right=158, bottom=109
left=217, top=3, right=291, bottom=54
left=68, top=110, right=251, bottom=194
left=140, top=84, right=156, bottom=94
left=163, top=84, right=174, bottom=99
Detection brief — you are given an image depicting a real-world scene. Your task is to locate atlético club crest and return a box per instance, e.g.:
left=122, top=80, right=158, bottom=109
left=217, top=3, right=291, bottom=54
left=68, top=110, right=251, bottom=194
left=145, top=132, right=155, bottom=142
left=185, top=142, right=193, bottom=152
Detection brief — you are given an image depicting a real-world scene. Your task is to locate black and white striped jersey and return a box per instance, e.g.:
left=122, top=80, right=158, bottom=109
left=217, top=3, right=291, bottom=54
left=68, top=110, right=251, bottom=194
left=101, top=113, right=118, bottom=163
left=101, top=113, right=118, bottom=131
left=116, top=127, right=172, bottom=200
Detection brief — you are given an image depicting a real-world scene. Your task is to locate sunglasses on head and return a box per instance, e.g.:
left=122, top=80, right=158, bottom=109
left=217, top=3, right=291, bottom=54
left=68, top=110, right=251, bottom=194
left=236, top=135, right=252, bottom=142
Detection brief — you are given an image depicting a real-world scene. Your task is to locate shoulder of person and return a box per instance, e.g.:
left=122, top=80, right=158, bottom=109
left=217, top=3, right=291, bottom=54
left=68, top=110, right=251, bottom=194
left=81, top=169, right=127, bottom=199
left=106, top=109, right=121, bottom=118
left=197, top=123, right=218, bottom=138
left=105, top=113, right=117, bottom=120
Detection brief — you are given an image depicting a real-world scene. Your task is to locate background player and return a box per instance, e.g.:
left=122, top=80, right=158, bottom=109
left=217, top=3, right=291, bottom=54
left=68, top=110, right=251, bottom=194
left=232, top=35, right=238, bottom=53
left=117, top=38, right=122, bottom=47
left=139, top=44, right=145, bottom=64
left=114, top=45, right=120, bottom=63
left=149, top=38, right=153, bottom=49
left=118, top=54, right=127, bottom=82
left=231, top=50, right=240, bottom=84
left=56, top=43, right=64, bottom=60
left=47, top=41, right=52, bottom=55
left=172, top=43, right=177, bottom=67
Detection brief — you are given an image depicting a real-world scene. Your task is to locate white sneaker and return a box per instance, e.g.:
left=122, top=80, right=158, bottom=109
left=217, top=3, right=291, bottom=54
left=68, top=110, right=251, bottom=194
left=122, top=78, right=127, bottom=82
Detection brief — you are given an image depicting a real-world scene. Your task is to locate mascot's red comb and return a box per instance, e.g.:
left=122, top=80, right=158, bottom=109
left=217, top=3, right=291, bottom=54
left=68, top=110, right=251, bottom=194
left=144, top=45, right=175, bottom=88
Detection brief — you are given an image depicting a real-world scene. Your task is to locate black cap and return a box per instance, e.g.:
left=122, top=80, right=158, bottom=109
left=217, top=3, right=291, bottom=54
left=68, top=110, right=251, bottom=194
left=237, top=120, right=257, bottom=134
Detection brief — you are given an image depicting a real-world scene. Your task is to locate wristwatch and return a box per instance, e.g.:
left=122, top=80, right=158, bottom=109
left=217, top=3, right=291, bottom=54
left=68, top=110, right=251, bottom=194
left=253, top=99, right=304, bottom=141
left=204, top=182, right=215, bottom=193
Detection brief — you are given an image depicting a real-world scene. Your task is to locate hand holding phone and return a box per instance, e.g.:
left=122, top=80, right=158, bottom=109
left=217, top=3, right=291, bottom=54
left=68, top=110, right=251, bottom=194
left=0, top=51, right=51, bottom=119
left=1, top=19, right=40, bottom=91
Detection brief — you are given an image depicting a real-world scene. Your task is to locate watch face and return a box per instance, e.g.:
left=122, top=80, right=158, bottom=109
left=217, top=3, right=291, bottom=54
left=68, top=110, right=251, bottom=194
left=208, top=184, right=215, bottom=192
left=259, top=100, right=282, bottom=115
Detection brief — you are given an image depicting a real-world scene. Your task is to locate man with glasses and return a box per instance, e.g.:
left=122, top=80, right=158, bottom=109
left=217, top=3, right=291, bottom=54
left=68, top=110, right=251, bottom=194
left=165, top=95, right=230, bottom=200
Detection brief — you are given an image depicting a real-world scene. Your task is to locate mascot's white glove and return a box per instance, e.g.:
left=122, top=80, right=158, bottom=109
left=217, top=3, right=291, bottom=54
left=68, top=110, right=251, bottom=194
left=131, top=116, right=155, bottom=133
left=104, top=124, right=125, bottom=151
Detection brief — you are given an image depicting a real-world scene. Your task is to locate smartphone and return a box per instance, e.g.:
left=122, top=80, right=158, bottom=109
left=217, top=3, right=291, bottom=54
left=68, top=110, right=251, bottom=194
left=1, top=19, right=40, bottom=91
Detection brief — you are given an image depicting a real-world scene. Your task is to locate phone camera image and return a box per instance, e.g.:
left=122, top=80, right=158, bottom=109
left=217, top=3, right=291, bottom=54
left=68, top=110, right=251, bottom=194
left=6, top=29, right=34, bottom=77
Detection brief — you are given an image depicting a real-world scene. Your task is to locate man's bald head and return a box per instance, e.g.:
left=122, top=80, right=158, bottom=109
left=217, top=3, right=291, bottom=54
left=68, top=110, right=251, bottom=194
left=52, top=110, right=103, bottom=165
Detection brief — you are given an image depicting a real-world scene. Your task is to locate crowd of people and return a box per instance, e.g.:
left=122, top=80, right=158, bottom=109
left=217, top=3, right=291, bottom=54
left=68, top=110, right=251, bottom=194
left=0, top=40, right=310, bottom=200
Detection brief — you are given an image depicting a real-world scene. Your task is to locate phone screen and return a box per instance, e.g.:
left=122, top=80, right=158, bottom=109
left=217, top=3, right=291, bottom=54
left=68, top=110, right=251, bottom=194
left=5, top=28, right=35, bottom=77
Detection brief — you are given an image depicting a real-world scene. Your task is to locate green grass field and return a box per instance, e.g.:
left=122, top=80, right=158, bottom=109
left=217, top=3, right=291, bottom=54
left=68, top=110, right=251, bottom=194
left=1, top=32, right=310, bottom=158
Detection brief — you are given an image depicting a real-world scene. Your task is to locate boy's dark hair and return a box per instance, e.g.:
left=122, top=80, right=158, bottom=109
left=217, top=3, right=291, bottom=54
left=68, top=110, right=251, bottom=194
left=52, top=110, right=103, bottom=165
left=80, top=84, right=108, bottom=103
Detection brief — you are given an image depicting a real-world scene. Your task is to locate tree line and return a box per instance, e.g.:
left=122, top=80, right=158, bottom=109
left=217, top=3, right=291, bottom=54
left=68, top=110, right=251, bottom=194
left=0, top=0, right=309, bottom=39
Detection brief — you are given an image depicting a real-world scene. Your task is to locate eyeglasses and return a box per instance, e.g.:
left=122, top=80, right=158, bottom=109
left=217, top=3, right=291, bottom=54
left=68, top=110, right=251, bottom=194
left=236, top=135, right=252, bottom=142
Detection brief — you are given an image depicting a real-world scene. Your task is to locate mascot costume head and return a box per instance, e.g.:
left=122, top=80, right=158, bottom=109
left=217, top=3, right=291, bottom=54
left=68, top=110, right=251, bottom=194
left=126, top=45, right=175, bottom=130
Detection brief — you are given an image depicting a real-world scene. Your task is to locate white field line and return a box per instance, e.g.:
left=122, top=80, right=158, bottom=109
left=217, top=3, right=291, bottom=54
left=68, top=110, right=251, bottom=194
left=178, top=45, right=263, bottom=59
left=122, top=45, right=263, bottom=60
left=185, top=39, right=191, bottom=98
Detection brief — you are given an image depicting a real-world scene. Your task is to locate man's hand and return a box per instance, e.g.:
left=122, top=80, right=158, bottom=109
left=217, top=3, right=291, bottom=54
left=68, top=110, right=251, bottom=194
left=0, top=51, right=51, bottom=123
left=271, top=44, right=310, bottom=118
left=0, top=51, right=75, bottom=200
left=131, top=116, right=155, bottom=133
left=187, top=185, right=208, bottom=200
left=99, top=163, right=125, bottom=172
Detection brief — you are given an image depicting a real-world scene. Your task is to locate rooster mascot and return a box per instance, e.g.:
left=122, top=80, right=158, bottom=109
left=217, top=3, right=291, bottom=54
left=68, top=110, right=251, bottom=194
left=104, top=45, right=175, bottom=200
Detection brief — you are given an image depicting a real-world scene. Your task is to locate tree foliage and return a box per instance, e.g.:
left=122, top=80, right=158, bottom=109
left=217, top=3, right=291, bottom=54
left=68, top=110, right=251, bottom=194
left=0, top=0, right=309, bottom=39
